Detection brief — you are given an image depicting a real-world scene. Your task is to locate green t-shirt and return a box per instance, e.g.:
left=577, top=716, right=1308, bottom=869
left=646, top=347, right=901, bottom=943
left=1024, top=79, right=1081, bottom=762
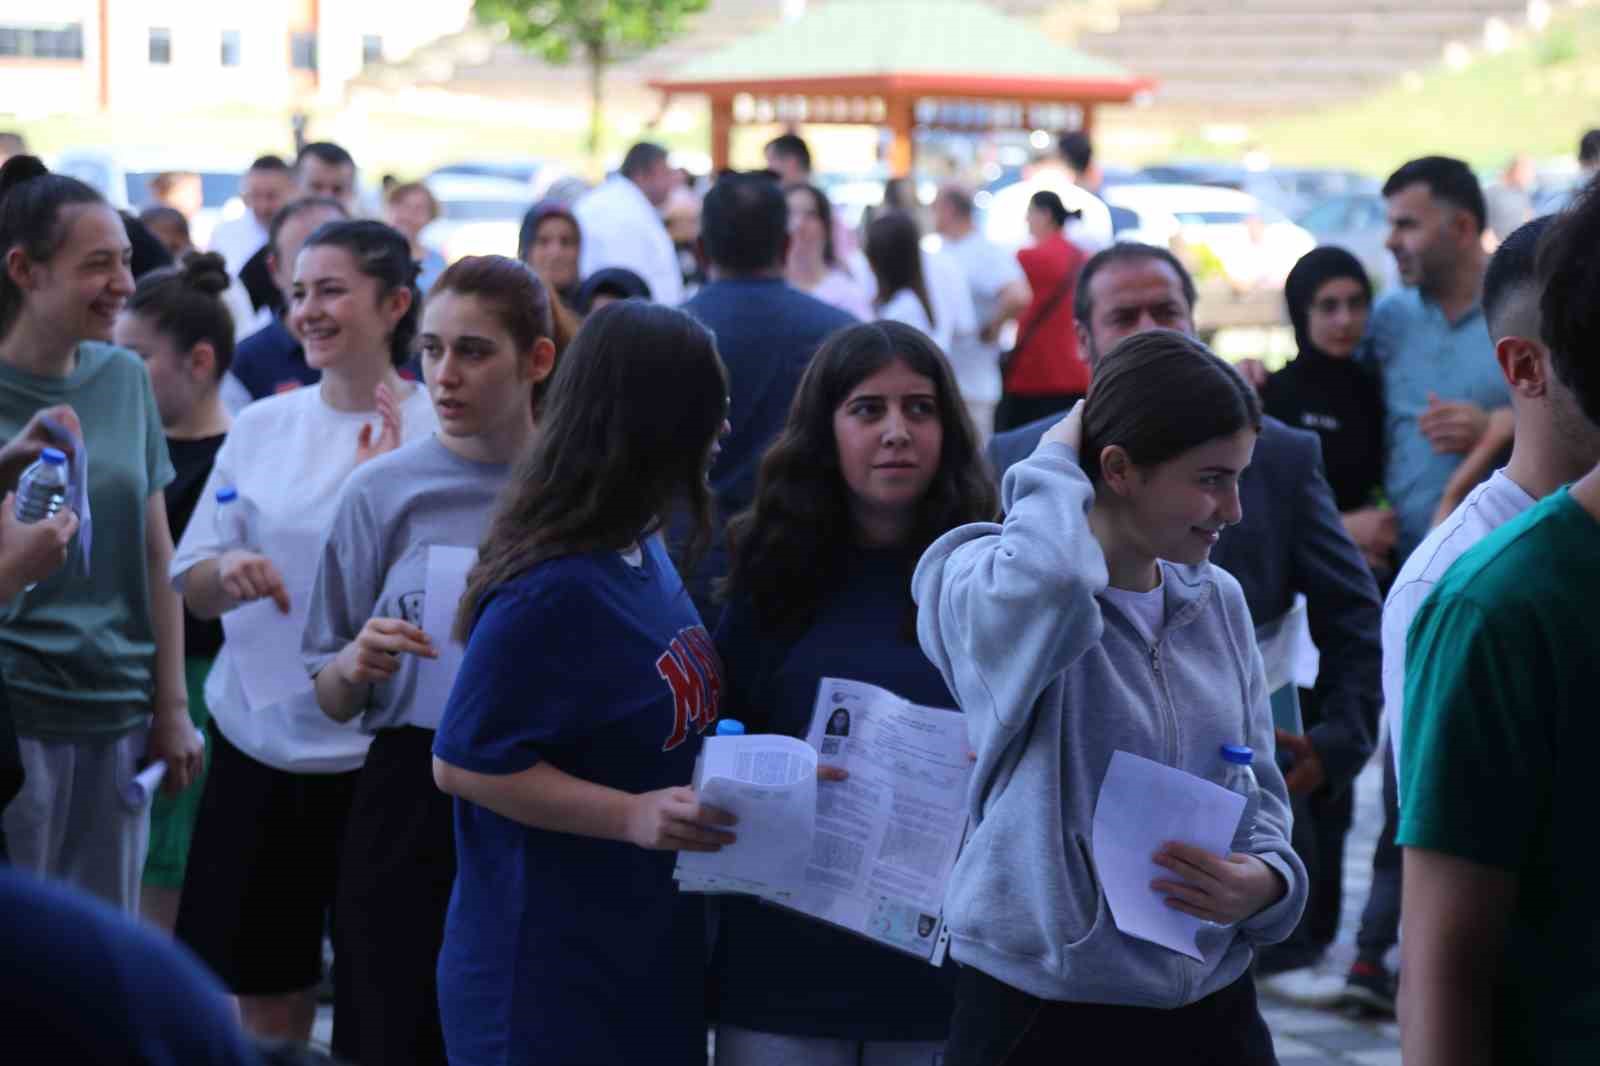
left=1398, top=487, right=1600, bottom=1065
left=0, top=343, right=175, bottom=739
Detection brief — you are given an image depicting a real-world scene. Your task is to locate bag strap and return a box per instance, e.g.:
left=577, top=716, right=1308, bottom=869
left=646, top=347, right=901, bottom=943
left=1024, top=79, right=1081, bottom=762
left=1001, top=271, right=1077, bottom=378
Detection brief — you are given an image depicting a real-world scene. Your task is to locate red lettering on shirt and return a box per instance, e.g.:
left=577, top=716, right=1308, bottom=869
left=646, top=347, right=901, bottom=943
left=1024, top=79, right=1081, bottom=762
left=657, top=626, right=721, bottom=751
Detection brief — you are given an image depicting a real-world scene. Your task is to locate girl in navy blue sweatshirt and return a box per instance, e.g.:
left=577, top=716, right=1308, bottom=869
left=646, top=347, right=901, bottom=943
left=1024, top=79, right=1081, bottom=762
left=712, top=321, right=997, bottom=1065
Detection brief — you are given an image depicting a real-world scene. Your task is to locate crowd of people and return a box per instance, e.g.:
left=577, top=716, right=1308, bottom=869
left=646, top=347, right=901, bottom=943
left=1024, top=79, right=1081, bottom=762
left=0, top=116, right=1595, bottom=1066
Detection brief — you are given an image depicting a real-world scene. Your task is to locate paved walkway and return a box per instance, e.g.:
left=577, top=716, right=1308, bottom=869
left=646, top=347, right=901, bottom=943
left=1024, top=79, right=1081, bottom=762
left=315, top=760, right=1403, bottom=1064
left=1263, top=756, right=1401, bottom=1066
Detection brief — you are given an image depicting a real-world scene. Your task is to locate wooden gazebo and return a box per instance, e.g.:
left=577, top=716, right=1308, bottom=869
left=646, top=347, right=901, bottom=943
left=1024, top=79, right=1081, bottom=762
left=651, top=0, right=1154, bottom=175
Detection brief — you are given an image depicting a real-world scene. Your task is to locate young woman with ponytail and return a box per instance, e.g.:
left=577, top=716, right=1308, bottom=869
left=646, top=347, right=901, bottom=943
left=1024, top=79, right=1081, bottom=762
left=112, top=250, right=237, bottom=931
left=0, top=154, right=199, bottom=913
left=169, top=219, right=436, bottom=1049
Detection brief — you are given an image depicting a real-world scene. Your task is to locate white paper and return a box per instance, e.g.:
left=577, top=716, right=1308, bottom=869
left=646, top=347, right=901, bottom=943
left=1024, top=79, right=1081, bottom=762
left=221, top=528, right=323, bottom=711
left=674, top=677, right=971, bottom=965
left=674, top=734, right=818, bottom=895
left=409, top=545, right=476, bottom=730
left=122, top=733, right=205, bottom=808
left=1091, top=750, right=1246, bottom=961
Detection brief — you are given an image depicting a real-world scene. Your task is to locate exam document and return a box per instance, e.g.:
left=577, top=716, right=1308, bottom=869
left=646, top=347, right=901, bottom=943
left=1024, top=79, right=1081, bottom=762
left=1091, top=750, right=1246, bottom=961
left=675, top=677, right=972, bottom=964
left=673, top=734, right=818, bottom=897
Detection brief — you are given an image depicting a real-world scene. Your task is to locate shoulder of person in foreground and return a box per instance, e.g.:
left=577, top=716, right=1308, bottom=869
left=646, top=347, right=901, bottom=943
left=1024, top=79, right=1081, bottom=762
left=0, top=868, right=261, bottom=1066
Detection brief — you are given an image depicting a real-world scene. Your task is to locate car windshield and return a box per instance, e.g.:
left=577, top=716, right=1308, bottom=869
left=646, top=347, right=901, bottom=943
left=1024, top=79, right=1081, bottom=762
left=124, top=171, right=241, bottom=209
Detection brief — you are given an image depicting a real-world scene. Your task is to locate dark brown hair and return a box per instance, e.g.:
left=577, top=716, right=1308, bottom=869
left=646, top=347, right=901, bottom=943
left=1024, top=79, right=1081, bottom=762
left=454, top=301, right=728, bottom=639
left=427, top=255, right=561, bottom=412
left=0, top=155, right=105, bottom=340
left=124, top=251, right=236, bottom=376
left=865, top=211, right=934, bottom=326
left=723, top=321, right=997, bottom=636
left=1081, top=329, right=1262, bottom=483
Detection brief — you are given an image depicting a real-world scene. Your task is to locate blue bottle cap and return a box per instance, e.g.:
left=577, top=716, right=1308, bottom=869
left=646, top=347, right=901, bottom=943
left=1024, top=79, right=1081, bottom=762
left=215, top=487, right=239, bottom=504
left=715, top=719, right=746, bottom=736
left=1221, top=744, right=1254, bottom=765
left=39, top=447, right=66, bottom=465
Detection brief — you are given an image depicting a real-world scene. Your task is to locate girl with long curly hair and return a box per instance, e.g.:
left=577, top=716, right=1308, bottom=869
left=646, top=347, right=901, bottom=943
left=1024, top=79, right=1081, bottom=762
left=709, top=320, right=997, bottom=1065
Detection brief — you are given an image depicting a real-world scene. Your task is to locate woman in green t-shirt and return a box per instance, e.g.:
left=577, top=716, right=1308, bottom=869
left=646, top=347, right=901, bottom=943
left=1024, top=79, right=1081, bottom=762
left=0, top=155, right=203, bottom=913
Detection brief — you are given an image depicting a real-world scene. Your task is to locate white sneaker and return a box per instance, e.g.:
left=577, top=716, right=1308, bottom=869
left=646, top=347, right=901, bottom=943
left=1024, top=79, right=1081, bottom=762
left=1258, top=966, right=1348, bottom=1009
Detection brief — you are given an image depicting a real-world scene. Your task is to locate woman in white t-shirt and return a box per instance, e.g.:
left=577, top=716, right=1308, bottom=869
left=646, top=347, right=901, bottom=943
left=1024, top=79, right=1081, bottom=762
left=170, top=219, right=438, bottom=1052
left=865, top=211, right=948, bottom=351
left=784, top=184, right=871, bottom=321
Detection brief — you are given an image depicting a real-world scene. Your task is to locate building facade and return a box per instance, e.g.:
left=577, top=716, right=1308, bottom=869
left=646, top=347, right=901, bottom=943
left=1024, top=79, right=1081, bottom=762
left=0, top=0, right=470, bottom=116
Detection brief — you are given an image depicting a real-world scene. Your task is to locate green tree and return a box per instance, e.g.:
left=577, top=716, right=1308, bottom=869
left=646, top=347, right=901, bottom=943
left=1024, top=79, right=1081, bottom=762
left=475, top=0, right=709, bottom=165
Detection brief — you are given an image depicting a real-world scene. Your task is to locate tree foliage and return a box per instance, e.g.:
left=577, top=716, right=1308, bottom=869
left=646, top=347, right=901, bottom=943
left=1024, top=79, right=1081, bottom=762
left=475, top=0, right=709, bottom=160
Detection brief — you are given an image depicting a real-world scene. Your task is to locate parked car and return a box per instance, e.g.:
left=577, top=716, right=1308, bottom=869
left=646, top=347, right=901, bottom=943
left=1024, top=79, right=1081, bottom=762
left=53, top=148, right=249, bottom=250
left=419, top=173, right=536, bottom=263
left=1103, top=183, right=1316, bottom=291
left=1297, top=192, right=1397, bottom=290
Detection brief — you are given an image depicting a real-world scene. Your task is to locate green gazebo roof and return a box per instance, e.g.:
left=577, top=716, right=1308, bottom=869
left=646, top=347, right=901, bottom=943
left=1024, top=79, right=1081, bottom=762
left=655, top=0, right=1148, bottom=98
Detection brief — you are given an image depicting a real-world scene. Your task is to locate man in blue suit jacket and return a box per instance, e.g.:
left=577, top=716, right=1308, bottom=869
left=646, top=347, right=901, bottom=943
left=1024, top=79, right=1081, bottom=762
left=988, top=243, right=1382, bottom=977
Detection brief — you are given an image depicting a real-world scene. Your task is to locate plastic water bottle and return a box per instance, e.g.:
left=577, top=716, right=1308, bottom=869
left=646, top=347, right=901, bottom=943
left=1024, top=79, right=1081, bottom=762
left=15, top=447, right=69, bottom=524
left=1220, top=744, right=1260, bottom=855
left=715, top=719, right=745, bottom=737
left=14, top=448, right=70, bottom=593
left=213, top=487, right=252, bottom=550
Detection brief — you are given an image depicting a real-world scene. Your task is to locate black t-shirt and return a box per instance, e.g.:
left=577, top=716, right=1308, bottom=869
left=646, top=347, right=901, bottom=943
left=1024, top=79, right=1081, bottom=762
left=1261, top=353, right=1386, bottom=513
left=166, top=434, right=227, bottom=660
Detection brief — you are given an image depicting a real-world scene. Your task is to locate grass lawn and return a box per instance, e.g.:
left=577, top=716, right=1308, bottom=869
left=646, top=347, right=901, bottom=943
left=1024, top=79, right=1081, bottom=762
left=1163, top=4, right=1600, bottom=173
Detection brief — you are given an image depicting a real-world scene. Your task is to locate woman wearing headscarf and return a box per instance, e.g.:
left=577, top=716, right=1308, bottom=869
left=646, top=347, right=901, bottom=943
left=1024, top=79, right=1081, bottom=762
left=1255, top=245, right=1387, bottom=985
left=518, top=202, right=583, bottom=311
left=1260, top=247, right=1387, bottom=568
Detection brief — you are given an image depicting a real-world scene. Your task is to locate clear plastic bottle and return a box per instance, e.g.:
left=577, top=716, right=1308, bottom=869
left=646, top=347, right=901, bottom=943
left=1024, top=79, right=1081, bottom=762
left=1220, top=744, right=1260, bottom=856
left=715, top=719, right=746, bottom=737
left=213, top=487, right=252, bottom=550
left=15, top=447, right=69, bottom=524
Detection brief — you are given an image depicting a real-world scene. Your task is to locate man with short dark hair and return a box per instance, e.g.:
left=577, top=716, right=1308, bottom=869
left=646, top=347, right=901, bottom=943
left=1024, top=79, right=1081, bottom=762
left=211, top=155, right=294, bottom=276
left=1398, top=183, right=1600, bottom=1066
left=680, top=173, right=856, bottom=624
left=764, top=133, right=812, bottom=185
left=1372, top=156, right=1511, bottom=568
left=575, top=141, right=683, bottom=306
left=294, top=142, right=358, bottom=213
left=989, top=245, right=1382, bottom=991
left=1058, top=130, right=1102, bottom=196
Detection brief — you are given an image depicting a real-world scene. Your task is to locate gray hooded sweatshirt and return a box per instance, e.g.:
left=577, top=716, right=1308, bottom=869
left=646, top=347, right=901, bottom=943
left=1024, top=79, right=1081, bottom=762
left=913, top=442, right=1307, bottom=1007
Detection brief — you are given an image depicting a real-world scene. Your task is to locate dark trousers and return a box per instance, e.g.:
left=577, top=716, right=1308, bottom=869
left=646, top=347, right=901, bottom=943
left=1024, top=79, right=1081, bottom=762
left=994, top=392, right=1081, bottom=434
left=337, top=726, right=455, bottom=1066
left=1258, top=689, right=1356, bottom=974
left=945, top=966, right=1279, bottom=1066
left=1355, top=743, right=1400, bottom=963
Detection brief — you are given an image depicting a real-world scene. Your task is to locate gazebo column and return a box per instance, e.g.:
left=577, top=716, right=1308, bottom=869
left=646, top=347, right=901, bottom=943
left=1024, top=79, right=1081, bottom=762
left=710, top=94, right=733, bottom=172
left=886, top=94, right=916, bottom=177
left=1080, top=102, right=1096, bottom=137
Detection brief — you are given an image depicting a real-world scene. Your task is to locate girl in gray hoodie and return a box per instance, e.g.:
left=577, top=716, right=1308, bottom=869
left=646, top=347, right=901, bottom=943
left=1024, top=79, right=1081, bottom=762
left=914, top=330, right=1308, bottom=1065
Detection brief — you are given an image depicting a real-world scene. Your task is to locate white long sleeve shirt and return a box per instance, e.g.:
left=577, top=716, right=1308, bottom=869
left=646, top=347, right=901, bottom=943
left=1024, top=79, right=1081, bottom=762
left=171, top=383, right=438, bottom=773
left=574, top=175, right=684, bottom=306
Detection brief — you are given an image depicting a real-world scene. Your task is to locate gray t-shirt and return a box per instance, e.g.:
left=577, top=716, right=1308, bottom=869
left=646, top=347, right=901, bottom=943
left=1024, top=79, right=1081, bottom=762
left=302, top=434, right=508, bottom=733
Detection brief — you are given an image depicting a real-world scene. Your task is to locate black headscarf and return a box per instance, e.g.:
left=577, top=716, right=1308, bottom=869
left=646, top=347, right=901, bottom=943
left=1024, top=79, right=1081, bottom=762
left=518, top=200, right=583, bottom=308
left=1283, top=246, right=1372, bottom=360
left=574, top=268, right=651, bottom=315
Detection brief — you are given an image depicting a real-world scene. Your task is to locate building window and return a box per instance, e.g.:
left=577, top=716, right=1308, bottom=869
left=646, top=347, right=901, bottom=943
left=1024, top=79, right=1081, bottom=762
left=220, top=30, right=241, bottom=67
left=148, top=27, right=171, bottom=65
left=290, top=32, right=317, bottom=72
left=362, top=34, right=382, bottom=65
left=0, top=23, right=85, bottom=59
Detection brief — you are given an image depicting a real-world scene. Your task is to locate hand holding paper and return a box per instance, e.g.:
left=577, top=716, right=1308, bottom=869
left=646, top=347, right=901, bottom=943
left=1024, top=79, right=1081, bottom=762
left=1091, top=750, right=1245, bottom=961
left=1150, top=842, right=1285, bottom=926
left=627, top=786, right=738, bottom=852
